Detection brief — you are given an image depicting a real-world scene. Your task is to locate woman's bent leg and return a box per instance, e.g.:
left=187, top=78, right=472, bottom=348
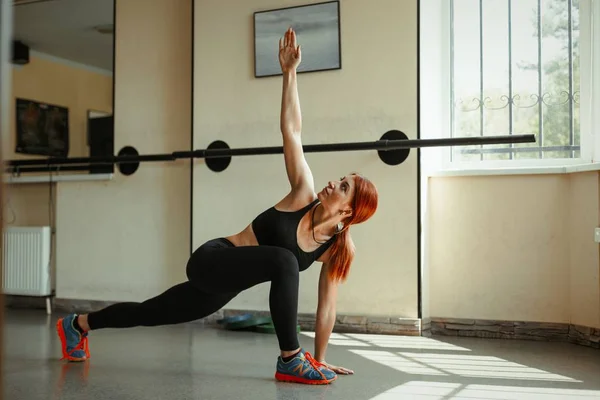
left=186, top=241, right=301, bottom=351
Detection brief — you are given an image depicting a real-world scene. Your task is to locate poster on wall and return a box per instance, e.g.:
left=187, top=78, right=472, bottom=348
left=15, top=98, right=69, bottom=157
left=253, top=0, right=341, bottom=78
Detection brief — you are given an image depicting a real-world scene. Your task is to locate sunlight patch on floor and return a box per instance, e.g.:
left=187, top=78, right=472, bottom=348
left=349, top=350, right=449, bottom=376
left=301, top=331, right=585, bottom=385
left=396, top=353, right=581, bottom=382
left=345, top=333, right=472, bottom=351
left=300, top=332, right=471, bottom=351
left=369, top=381, right=600, bottom=400
left=348, top=349, right=581, bottom=382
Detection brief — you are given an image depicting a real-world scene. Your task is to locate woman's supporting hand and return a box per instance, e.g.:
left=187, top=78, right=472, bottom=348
left=320, top=361, right=354, bottom=375
left=279, top=27, right=301, bottom=73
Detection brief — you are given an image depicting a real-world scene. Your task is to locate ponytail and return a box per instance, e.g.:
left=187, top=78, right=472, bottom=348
left=327, top=227, right=355, bottom=282
left=325, top=173, right=378, bottom=283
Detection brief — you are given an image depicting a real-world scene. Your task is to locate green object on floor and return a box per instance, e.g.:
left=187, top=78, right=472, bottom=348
left=217, top=314, right=253, bottom=325
left=223, top=315, right=272, bottom=330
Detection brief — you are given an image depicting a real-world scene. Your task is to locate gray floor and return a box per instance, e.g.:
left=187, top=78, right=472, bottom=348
left=4, top=310, right=600, bottom=400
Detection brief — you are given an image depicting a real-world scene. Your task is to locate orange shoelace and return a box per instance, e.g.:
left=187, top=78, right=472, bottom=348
left=71, top=335, right=90, bottom=359
left=303, top=352, right=326, bottom=379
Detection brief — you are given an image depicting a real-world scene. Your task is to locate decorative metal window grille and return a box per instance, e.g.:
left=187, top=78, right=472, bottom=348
left=450, top=0, right=580, bottom=162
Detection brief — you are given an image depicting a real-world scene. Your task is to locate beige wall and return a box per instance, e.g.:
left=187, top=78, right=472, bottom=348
left=193, top=0, right=419, bottom=317
left=428, top=172, right=600, bottom=329
left=569, top=172, right=600, bottom=328
left=54, top=0, right=191, bottom=301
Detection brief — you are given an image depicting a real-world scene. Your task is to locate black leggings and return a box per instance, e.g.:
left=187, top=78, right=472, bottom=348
left=87, top=238, right=301, bottom=351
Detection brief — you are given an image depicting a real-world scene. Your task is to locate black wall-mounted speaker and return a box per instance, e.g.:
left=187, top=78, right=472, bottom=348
left=12, top=41, right=29, bottom=65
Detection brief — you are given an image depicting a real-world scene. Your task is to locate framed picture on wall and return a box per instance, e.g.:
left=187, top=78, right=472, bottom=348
left=15, top=98, right=69, bottom=157
left=253, top=0, right=341, bottom=78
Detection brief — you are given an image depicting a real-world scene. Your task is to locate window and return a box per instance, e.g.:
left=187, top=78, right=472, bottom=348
left=424, top=0, right=598, bottom=169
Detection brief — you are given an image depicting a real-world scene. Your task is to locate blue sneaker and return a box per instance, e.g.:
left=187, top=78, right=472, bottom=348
left=275, top=349, right=337, bottom=384
left=56, top=314, right=90, bottom=362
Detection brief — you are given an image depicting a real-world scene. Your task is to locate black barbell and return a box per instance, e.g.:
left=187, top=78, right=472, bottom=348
left=4, top=130, right=536, bottom=175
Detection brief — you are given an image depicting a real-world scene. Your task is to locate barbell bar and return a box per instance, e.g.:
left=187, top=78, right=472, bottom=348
left=4, top=130, right=536, bottom=175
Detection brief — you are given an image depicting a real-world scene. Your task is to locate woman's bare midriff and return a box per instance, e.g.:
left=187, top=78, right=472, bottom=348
left=223, top=203, right=327, bottom=254
left=225, top=224, right=259, bottom=247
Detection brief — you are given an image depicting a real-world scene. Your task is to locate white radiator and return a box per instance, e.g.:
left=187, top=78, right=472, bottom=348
left=2, top=226, right=52, bottom=297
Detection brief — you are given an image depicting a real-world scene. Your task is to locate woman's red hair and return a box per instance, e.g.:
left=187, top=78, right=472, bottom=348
left=327, top=173, right=378, bottom=282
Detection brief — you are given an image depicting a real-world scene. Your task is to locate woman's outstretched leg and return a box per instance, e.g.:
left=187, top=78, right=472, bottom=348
left=56, top=280, right=238, bottom=362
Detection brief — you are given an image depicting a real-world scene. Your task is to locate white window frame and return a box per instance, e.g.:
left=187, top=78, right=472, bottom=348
left=420, top=0, right=600, bottom=175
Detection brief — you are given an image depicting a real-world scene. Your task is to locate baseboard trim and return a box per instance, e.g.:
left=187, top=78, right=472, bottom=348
left=5, top=296, right=599, bottom=350
left=431, top=317, right=600, bottom=349
left=3, top=296, right=421, bottom=335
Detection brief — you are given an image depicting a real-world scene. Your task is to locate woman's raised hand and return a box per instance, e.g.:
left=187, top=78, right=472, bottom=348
left=279, top=27, right=301, bottom=73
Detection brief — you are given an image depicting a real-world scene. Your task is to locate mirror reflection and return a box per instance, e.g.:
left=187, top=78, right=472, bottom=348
left=10, top=0, right=114, bottom=174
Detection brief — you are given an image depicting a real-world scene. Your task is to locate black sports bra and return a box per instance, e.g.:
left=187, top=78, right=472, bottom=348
left=251, top=199, right=335, bottom=271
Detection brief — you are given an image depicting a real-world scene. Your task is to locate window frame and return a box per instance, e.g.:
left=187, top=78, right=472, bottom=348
left=421, top=0, right=599, bottom=174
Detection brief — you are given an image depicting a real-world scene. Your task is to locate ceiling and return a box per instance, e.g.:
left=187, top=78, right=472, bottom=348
left=13, top=0, right=114, bottom=72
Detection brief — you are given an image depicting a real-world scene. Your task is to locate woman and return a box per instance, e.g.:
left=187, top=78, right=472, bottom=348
left=56, top=27, right=378, bottom=385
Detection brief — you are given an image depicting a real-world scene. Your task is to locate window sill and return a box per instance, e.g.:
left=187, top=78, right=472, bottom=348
left=4, top=173, right=114, bottom=184
left=426, top=163, right=600, bottom=177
